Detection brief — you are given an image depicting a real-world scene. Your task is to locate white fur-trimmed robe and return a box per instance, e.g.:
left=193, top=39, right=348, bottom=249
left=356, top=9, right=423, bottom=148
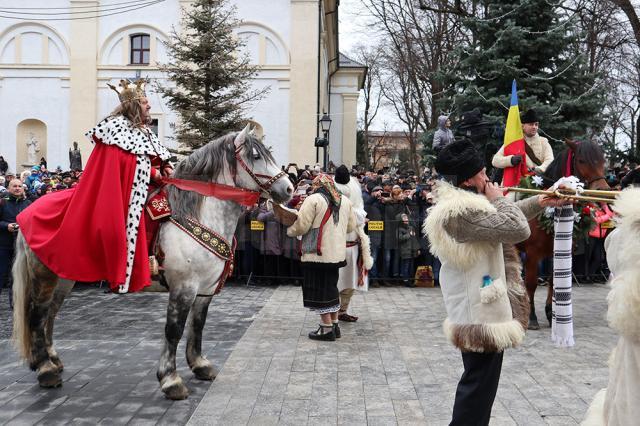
left=582, top=188, right=640, bottom=426
left=85, top=115, right=170, bottom=292
left=335, top=177, right=374, bottom=293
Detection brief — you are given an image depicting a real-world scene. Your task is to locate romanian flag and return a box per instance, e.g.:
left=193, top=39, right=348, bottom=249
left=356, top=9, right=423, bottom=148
left=502, top=80, right=528, bottom=188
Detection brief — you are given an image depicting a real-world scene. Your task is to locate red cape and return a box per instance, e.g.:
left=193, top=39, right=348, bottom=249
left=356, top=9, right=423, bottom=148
left=17, top=142, right=150, bottom=292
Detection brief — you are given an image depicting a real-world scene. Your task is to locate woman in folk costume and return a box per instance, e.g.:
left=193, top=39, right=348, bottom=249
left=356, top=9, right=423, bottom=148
left=17, top=79, right=171, bottom=294
left=287, top=174, right=357, bottom=341
left=423, top=140, right=570, bottom=425
left=582, top=187, right=640, bottom=426
left=333, top=165, right=374, bottom=322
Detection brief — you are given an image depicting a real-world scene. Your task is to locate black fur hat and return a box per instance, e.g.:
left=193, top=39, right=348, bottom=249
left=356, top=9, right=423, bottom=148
left=521, top=109, right=539, bottom=124
left=434, top=139, right=484, bottom=185
left=334, top=165, right=350, bottom=185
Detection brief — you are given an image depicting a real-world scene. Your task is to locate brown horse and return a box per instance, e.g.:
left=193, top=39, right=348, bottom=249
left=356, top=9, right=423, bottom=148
left=517, top=139, right=610, bottom=330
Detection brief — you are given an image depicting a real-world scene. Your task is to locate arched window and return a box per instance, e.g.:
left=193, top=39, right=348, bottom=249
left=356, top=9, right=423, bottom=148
left=130, top=33, right=150, bottom=65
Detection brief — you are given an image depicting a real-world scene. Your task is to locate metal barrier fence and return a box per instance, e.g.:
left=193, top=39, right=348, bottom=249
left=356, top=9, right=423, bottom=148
left=228, top=215, right=610, bottom=285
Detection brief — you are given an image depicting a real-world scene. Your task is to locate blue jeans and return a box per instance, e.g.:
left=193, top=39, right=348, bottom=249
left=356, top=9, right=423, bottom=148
left=384, top=249, right=400, bottom=278
left=369, top=245, right=381, bottom=278
left=400, top=259, right=414, bottom=280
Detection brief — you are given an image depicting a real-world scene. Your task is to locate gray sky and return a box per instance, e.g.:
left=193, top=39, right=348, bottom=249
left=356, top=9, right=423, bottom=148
left=339, top=0, right=371, bottom=53
left=338, top=1, right=406, bottom=131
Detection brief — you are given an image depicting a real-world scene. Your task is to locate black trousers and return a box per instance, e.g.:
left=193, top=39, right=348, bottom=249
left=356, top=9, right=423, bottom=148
left=450, top=351, right=504, bottom=426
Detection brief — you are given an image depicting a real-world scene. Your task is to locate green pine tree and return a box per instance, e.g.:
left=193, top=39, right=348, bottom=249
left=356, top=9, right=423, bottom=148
left=441, top=0, right=606, bottom=147
left=157, top=0, right=266, bottom=151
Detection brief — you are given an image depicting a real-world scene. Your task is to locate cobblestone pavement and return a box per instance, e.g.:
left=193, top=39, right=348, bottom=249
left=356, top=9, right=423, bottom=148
left=188, top=284, right=615, bottom=426
left=0, top=283, right=274, bottom=425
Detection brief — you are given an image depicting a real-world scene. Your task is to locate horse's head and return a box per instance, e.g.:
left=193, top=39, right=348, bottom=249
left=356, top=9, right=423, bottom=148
left=564, top=139, right=610, bottom=191
left=232, top=125, right=293, bottom=204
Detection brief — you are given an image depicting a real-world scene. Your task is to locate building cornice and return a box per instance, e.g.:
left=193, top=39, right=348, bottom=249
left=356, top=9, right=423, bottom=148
left=0, top=64, right=69, bottom=70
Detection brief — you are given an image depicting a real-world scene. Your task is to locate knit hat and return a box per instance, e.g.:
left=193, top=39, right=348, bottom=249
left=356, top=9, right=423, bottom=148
left=434, top=139, right=484, bottom=185
left=334, top=165, right=350, bottom=184
left=521, top=109, right=539, bottom=124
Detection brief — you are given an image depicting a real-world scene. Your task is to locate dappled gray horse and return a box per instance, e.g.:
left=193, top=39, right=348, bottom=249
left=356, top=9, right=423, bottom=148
left=12, top=126, right=293, bottom=400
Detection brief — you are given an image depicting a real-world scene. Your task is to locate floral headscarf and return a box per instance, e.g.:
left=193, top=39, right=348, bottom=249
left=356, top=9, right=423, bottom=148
left=312, top=174, right=342, bottom=223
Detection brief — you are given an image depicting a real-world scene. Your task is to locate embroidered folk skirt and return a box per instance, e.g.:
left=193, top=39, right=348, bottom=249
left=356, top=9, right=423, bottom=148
left=301, top=262, right=341, bottom=313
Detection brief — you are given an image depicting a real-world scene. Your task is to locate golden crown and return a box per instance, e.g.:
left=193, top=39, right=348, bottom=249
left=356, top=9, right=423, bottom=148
left=107, top=79, right=147, bottom=103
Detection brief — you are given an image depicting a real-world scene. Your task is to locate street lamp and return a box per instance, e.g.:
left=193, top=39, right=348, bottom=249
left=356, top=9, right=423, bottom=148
left=314, top=113, right=332, bottom=170
left=319, top=113, right=332, bottom=134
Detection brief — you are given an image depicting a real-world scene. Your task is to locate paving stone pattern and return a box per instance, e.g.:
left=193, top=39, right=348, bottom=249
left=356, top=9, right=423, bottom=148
left=0, top=283, right=273, bottom=425
left=188, top=284, right=615, bottom=426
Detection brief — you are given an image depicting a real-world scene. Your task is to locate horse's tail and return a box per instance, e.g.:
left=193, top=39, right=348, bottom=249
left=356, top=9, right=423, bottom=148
left=12, top=231, right=33, bottom=360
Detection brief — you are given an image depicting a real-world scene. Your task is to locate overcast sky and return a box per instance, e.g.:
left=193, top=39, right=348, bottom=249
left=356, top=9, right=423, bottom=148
left=338, top=0, right=405, bottom=131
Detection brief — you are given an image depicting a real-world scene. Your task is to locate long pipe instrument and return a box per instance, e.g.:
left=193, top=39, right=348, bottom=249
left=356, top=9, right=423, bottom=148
left=501, top=187, right=618, bottom=204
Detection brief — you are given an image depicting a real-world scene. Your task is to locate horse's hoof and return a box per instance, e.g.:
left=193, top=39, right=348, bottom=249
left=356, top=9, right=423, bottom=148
left=193, top=364, right=218, bottom=381
left=528, top=319, right=540, bottom=330
left=37, top=362, right=62, bottom=388
left=161, top=375, right=189, bottom=400
left=50, top=356, right=64, bottom=373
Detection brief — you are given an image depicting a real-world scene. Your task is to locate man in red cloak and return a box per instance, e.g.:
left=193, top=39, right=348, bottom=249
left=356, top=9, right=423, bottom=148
left=17, top=79, right=172, bottom=293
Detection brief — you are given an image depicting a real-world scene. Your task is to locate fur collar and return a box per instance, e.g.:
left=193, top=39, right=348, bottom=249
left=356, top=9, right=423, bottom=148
left=423, top=182, right=496, bottom=270
left=85, top=116, right=171, bottom=160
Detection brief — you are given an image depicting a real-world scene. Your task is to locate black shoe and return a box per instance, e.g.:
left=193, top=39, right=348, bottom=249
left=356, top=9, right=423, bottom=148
left=371, top=280, right=381, bottom=288
left=333, top=323, right=341, bottom=338
left=308, top=325, right=336, bottom=341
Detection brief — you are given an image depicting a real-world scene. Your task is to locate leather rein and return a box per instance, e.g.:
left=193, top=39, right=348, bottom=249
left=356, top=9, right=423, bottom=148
left=163, top=141, right=287, bottom=204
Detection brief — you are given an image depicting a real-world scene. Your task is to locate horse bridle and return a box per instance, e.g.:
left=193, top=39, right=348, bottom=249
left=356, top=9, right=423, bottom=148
left=233, top=144, right=288, bottom=195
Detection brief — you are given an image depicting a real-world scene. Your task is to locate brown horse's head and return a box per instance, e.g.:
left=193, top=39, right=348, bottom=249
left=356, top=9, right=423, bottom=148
left=564, top=139, right=610, bottom=190
left=543, top=139, right=610, bottom=191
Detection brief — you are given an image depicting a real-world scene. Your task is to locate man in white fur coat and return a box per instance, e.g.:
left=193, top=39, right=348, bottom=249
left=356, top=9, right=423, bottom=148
left=424, top=140, right=570, bottom=425
left=582, top=187, right=640, bottom=426
left=333, top=166, right=374, bottom=322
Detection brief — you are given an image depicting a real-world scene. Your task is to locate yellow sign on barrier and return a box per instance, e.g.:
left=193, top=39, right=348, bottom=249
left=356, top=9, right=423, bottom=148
left=368, top=221, right=384, bottom=231
left=250, top=220, right=265, bottom=231
left=601, top=220, right=615, bottom=229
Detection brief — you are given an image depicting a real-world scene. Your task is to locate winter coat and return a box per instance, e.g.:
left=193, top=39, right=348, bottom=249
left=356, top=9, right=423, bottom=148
left=364, top=196, right=384, bottom=247
left=256, top=205, right=283, bottom=256
left=397, top=214, right=420, bottom=260
left=424, top=182, right=543, bottom=352
left=287, top=193, right=356, bottom=265
left=0, top=195, right=31, bottom=248
left=588, top=204, right=613, bottom=239
left=492, top=134, right=554, bottom=173
left=383, top=200, right=407, bottom=249
left=433, top=115, right=454, bottom=151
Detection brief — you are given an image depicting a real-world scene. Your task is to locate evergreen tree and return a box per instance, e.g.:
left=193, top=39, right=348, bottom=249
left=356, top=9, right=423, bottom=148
left=442, top=0, right=606, bottom=147
left=158, top=0, right=266, bottom=150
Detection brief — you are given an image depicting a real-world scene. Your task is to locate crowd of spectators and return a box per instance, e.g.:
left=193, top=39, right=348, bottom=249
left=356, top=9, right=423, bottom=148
left=0, top=164, right=81, bottom=200
left=2, top=155, right=639, bottom=289
left=233, top=163, right=442, bottom=287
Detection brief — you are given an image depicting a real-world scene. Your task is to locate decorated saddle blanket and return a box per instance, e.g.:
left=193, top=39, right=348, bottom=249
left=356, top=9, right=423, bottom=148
left=146, top=189, right=171, bottom=221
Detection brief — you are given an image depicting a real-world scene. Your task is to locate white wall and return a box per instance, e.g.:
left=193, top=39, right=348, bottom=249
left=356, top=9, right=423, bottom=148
left=0, top=0, right=336, bottom=171
left=0, top=71, right=70, bottom=171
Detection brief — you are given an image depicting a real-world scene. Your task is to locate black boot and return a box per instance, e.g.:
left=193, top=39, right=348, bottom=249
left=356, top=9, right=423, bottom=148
left=308, top=324, right=336, bottom=341
left=333, top=323, right=341, bottom=339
